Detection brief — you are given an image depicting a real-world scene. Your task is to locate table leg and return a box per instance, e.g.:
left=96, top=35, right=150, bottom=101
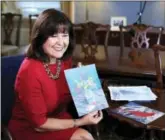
left=150, top=130, right=154, bottom=140
left=95, top=125, right=100, bottom=140
left=160, top=131, right=164, bottom=140
left=150, top=130, right=160, bottom=140
left=138, top=129, right=146, bottom=140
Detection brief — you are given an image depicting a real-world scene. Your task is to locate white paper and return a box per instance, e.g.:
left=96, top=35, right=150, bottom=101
left=108, top=86, right=157, bottom=101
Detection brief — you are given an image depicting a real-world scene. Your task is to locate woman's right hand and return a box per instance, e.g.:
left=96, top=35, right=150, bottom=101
left=79, top=110, right=103, bottom=126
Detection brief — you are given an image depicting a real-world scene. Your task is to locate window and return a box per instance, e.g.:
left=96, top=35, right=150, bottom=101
left=16, top=1, right=61, bottom=18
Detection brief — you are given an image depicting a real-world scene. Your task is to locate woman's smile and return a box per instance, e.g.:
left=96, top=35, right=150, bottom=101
left=52, top=46, right=64, bottom=51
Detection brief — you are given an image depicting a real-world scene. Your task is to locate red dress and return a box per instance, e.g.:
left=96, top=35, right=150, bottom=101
left=8, top=57, right=78, bottom=140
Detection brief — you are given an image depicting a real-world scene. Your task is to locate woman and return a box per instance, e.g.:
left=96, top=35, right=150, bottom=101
left=8, top=9, right=103, bottom=140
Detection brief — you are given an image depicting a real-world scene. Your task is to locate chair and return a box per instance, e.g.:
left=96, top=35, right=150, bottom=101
left=73, top=21, right=110, bottom=104
left=1, top=55, right=25, bottom=140
left=73, top=22, right=110, bottom=64
left=144, top=44, right=165, bottom=140
left=1, top=124, right=13, bottom=140
left=29, top=14, right=39, bottom=42
left=102, top=24, right=164, bottom=91
left=120, top=24, right=163, bottom=49
left=1, top=13, right=22, bottom=56
left=119, top=24, right=163, bottom=67
left=152, top=44, right=165, bottom=89
left=73, top=22, right=110, bottom=140
left=104, top=24, right=165, bottom=140
left=116, top=24, right=164, bottom=86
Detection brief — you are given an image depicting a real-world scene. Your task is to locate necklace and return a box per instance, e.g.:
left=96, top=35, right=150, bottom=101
left=43, top=60, right=61, bottom=80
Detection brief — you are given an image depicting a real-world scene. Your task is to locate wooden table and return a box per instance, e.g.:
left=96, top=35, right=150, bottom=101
left=72, top=45, right=165, bottom=139
left=72, top=45, right=165, bottom=88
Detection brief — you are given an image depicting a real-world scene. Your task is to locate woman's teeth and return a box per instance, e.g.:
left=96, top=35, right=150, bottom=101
left=54, top=47, right=63, bottom=51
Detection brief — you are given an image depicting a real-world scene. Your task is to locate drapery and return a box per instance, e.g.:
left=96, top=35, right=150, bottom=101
left=61, top=1, right=75, bottom=22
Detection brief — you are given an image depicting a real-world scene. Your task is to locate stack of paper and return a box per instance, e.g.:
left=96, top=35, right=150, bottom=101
left=108, top=86, right=157, bottom=101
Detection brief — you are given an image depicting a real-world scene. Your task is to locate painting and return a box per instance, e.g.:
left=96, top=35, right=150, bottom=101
left=64, top=64, right=109, bottom=117
left=110, top=16, right=127, bottom=30
left=111, top=102, right=164, bottom=124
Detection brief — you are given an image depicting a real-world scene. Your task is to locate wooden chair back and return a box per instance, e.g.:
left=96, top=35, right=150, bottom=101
left=73, top=22, right=110, bottom=64
left=29, top=14, right=39, bottom=42
left=1, top=13, right=22, bottom=47
left=117, top=24, right=164, bottom=81
left=120, top=24, right=163, bottom=49
left=152, top=44, right=165, bottom=89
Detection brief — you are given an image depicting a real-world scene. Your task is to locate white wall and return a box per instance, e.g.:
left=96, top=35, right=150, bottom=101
left=142, top=1, right=165, bottom=26
left=74, top=1, right=165, bottom=27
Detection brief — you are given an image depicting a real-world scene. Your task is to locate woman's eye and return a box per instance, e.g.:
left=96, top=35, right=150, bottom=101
left=51, top=34, right=68, bottom=38
left=63, top=34, right=69, bottom=37
left=52, top=35, right=58, bottom=37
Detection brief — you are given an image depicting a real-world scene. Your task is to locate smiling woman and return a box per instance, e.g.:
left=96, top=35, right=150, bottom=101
left=8, top=8, right=102, bottom=140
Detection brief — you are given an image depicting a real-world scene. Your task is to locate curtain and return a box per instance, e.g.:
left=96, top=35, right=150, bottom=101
left=1, top=1, right=20, bottom=13
left=61, top=1, right=74, bottom=22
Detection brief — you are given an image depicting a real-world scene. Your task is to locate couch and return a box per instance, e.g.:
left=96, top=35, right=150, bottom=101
left=1, top=54, right=78, bottom=140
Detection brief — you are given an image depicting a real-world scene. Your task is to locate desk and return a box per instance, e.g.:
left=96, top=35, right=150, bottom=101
left=106, top=89, right=165, bottom=140
left=72, top=44, right=165, bottom=139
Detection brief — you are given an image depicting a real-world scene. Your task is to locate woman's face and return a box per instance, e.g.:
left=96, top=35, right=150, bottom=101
left=43, top=32, right=69, bottom=60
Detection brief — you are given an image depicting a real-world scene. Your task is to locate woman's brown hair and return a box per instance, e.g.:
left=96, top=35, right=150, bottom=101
left=27, top=8, right=75, bottom=62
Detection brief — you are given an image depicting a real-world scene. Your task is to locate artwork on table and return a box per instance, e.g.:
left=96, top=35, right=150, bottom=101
left=64, top=64, right=109, bottom=117
left=111, top=102, right=164, bottom=124
left=110, top=16, right=127, bottom=30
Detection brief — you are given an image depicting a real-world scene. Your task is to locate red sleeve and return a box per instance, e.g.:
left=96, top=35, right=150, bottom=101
left=16, top=61, right=47, bottom=128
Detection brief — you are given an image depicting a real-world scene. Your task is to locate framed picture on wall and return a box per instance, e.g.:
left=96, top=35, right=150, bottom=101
left=110, top=16, right=127, bottom=30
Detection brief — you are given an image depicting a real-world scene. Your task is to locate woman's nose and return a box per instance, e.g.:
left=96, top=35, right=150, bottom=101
left=57, top=35, right=63, bottom=45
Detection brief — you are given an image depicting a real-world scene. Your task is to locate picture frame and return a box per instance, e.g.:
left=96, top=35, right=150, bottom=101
left=110, top=16, right=127, bottom=30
